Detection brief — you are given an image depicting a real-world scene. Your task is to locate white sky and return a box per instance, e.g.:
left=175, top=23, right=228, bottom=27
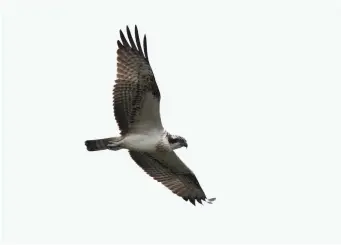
left=1, top=0, right=341, bottom=243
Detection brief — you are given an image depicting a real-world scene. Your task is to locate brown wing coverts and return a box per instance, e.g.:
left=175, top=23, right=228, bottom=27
left=114, top=25, right=160, bottom=135
left=129, top=151, right=210, bottom=205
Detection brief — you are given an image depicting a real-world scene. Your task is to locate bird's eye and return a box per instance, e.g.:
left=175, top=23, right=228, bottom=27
left=168, top=137, right=178, bottom=144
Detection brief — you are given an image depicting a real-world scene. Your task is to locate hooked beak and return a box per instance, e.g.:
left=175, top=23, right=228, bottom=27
left=184, top=142, right=188, bottom=148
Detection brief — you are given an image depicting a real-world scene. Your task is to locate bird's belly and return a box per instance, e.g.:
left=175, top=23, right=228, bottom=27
left=122, top=134, right=161, bottom=152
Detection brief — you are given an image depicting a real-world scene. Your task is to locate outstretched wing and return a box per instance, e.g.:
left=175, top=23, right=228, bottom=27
left=129, top=151, right=216, bottom=205
left=113, top=25, right=162, bottom=135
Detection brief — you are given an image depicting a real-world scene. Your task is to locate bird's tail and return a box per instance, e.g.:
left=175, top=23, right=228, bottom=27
left=85, top=137, right=121, bottom=151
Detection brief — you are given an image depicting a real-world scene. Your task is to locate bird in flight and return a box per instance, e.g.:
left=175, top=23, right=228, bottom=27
left=85, top=25, right=215, bottom=206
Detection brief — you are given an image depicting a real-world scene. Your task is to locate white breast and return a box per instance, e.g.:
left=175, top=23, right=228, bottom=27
left=122, top=131, right=164, bottom=152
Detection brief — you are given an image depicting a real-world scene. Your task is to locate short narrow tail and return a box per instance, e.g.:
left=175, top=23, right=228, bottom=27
left=85, top=137, right=120, bottom=151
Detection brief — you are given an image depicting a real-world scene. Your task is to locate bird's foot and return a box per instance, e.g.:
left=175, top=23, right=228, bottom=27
left=206, top=197, right=216, bottom=204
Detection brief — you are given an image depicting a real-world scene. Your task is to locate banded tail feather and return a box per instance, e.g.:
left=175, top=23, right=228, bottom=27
left=85, top=137, right=121, bottom=151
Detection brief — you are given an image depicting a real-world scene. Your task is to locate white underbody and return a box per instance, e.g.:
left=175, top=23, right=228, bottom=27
left=120, top=130, right=167, bottom=152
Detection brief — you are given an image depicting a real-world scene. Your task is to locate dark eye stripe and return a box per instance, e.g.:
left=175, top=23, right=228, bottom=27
left=169, top=138, right=177, bottom=144
left=167, top=134, right=179, bottom=144
left=167, top=134, right=186, bottom=145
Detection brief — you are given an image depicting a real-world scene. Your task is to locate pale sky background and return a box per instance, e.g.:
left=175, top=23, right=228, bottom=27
left=1, top=0, right=341, bottom=243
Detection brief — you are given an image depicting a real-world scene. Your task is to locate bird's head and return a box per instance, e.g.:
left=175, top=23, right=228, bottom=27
left=167, top=134, right=188, bottom=150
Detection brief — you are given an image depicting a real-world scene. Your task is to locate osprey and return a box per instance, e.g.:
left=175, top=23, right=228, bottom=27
left=85, top=25, right=215, bottom=206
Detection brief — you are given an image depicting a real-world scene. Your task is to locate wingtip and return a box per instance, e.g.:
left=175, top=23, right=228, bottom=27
left=185, top=197, right=214, bottom=206
left=189, top=199, right=196, bottom=206
left=126, top=25, right=131, bottom=34
left=135, top=25, right=140, bottom=37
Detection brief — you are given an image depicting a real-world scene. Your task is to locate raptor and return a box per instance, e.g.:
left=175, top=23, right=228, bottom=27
left=85, top=25, right=215, bottom=206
